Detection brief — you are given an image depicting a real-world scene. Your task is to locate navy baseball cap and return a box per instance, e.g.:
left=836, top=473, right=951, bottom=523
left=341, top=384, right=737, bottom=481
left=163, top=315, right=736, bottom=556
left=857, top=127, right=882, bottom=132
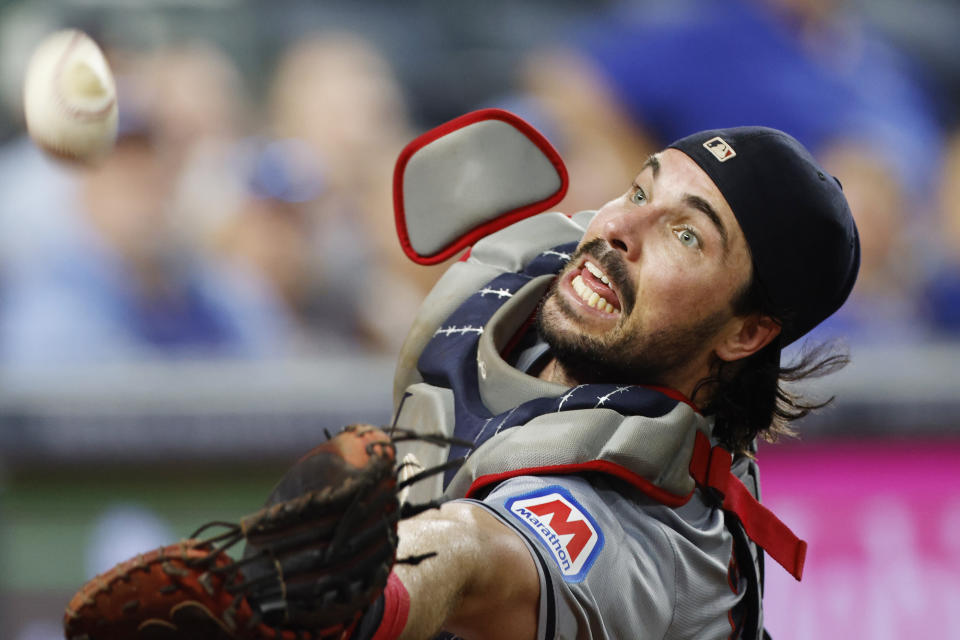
left=668, top=126, right=860, bottom=346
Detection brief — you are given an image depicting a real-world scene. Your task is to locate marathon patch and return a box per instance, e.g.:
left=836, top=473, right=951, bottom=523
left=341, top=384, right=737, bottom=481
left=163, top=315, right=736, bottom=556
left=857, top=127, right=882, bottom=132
left=506, top=486, right=604, bottom=583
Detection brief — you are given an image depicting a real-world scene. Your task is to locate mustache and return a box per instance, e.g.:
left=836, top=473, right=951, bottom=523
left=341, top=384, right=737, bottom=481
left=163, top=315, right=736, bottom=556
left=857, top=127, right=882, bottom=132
left=571, top=238, right=636, bottom=315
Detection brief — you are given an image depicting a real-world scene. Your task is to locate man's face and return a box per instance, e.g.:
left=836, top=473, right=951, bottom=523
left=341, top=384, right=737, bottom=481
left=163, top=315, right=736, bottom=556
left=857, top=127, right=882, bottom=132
left=537, top=149, right=755, bottom=388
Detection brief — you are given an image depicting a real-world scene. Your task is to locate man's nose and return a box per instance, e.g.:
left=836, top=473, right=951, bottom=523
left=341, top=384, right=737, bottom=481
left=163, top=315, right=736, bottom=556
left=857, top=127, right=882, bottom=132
left=598, top=206, right=651, bottom=262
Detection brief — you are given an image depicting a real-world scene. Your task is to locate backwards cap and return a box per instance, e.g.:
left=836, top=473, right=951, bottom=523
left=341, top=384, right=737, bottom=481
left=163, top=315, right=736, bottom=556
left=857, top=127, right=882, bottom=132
left=668, top=126, right=860, bottom=346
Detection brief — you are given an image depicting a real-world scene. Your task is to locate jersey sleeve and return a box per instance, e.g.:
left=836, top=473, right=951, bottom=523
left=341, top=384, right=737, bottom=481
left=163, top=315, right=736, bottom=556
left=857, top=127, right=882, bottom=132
left=462, top=474, right=680, bottom=640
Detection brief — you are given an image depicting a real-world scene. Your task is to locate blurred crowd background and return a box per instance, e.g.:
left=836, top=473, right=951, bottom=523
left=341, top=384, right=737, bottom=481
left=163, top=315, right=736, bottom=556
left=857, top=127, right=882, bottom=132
left=0, top=0, right=959, bottom=638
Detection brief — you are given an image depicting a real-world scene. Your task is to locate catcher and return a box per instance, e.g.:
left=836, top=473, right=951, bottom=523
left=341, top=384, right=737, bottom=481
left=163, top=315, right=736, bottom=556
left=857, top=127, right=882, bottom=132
left=65, top=119, right=859, bottom=639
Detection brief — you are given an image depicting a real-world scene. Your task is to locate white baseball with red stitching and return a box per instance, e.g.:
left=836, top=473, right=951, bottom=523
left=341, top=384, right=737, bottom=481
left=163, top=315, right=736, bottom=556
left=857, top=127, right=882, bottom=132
left=23, top=29, right=118, bottom=164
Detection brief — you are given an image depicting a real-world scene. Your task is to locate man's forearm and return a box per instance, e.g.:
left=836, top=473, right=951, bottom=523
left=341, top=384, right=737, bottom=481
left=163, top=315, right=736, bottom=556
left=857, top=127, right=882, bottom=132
left=393, top=501, right=540, bottom=640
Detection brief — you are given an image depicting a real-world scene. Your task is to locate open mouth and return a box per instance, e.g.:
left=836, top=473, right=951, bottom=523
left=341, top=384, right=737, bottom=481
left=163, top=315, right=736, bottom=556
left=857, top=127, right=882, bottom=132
left=569, top=259, right=622, bottom=315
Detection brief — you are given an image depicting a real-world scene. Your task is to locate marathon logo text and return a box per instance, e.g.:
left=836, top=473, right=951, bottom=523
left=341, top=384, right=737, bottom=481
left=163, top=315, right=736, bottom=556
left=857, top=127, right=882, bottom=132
left=506, top=486, right=604, bottom=583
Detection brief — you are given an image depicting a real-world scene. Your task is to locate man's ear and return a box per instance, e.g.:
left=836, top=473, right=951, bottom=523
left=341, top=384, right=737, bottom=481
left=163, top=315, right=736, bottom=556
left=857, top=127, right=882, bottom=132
left=716, top=313, right=782, bottom=362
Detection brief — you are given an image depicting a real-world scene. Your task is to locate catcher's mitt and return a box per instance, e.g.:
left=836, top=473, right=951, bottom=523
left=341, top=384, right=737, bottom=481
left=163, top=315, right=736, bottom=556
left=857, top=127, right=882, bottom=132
left=63, top=424, right=467, bottom=640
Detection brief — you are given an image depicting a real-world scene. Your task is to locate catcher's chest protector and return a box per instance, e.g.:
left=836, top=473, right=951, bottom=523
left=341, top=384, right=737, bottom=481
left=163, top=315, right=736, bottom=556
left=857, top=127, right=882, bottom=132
left=413, top=241, right=704, bottom=495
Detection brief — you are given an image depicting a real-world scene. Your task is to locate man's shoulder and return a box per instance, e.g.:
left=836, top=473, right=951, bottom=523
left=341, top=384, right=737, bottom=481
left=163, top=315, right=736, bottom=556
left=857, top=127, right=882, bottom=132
left=465, top=474, right=741, bottom=639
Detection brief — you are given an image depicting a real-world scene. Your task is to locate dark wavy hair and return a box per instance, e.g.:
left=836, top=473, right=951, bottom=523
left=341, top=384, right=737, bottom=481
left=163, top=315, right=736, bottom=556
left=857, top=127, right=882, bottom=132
left=692, top=269, right=850, bottom=456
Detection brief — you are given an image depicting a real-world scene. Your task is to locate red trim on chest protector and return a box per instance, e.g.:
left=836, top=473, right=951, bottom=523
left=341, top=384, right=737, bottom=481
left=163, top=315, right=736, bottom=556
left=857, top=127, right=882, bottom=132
left=393, top=108, right=569, bottom=265
left=689, top=431, right=807, bottom=581
left=465, top=432, right=806, bottom=582
left=465, top=460, right=694, bottom=508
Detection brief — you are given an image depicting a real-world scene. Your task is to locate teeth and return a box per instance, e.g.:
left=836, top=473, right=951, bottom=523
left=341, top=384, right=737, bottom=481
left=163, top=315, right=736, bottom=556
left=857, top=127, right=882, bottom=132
left=571, top=275, right=618, bottom=314
left=584, top=261, right=611, bottom=285
left=573, top=274, right=587, bottom=296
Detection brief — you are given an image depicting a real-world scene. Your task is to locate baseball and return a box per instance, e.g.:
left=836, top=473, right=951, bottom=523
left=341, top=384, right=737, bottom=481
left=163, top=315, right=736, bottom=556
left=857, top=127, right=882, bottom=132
left=22, top=29, right=118, bottom=164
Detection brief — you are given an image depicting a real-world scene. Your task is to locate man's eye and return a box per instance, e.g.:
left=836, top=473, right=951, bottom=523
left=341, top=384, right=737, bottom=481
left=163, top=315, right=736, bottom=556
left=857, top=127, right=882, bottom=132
left=630, top=186, right=646, bottom=205
left=675, top=227, right=700, bottom=248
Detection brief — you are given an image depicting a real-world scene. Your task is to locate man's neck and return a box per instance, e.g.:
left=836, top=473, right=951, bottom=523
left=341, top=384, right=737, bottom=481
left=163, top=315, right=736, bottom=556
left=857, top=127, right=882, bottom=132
left=536, top=357, right=579, bottom=387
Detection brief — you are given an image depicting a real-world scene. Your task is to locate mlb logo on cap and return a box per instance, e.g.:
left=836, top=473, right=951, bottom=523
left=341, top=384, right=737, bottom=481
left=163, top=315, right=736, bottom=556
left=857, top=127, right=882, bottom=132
left=703, top=136, right=736, bottom=162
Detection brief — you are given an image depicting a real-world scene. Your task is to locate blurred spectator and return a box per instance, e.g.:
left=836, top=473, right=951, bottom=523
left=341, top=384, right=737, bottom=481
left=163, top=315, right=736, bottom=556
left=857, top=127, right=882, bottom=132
left=565, top=0, right=942, bottom=199
left=921, top=128, right=960, bottom=334
left=139, top=43, right=253, bottom=258
left=137, top=42, right=247, bottom=156
left=267, top=32, right=448, bottom=354
left=0, top=110, right=289, bottom=367
left=805, top=142, right=928, bottom=343
left=268, top=32, right=409, bottom=192
left=210, top=137, right=371, bottom=354
left=509, top=50, right=652, bottom=214
left=521, top=0, right=944, bottom=345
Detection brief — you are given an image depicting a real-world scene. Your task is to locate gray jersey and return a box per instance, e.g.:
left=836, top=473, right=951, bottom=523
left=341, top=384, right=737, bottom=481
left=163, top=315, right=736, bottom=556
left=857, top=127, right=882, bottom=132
left=466, top=474, right=744, bottom=640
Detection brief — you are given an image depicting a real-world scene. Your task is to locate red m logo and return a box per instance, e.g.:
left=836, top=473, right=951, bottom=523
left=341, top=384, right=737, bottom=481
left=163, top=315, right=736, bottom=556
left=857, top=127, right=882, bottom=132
left=527, top=499, right=593, bottom=563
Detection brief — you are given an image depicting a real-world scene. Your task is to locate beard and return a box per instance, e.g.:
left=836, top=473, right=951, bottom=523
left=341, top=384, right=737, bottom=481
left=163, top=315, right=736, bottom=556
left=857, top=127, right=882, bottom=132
left=536, top=243, right=730, bottom=386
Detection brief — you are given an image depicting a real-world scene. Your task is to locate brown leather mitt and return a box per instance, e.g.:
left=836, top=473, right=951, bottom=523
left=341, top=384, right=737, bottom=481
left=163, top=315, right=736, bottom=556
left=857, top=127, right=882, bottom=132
left=63, top=425, right=428, bottom=640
